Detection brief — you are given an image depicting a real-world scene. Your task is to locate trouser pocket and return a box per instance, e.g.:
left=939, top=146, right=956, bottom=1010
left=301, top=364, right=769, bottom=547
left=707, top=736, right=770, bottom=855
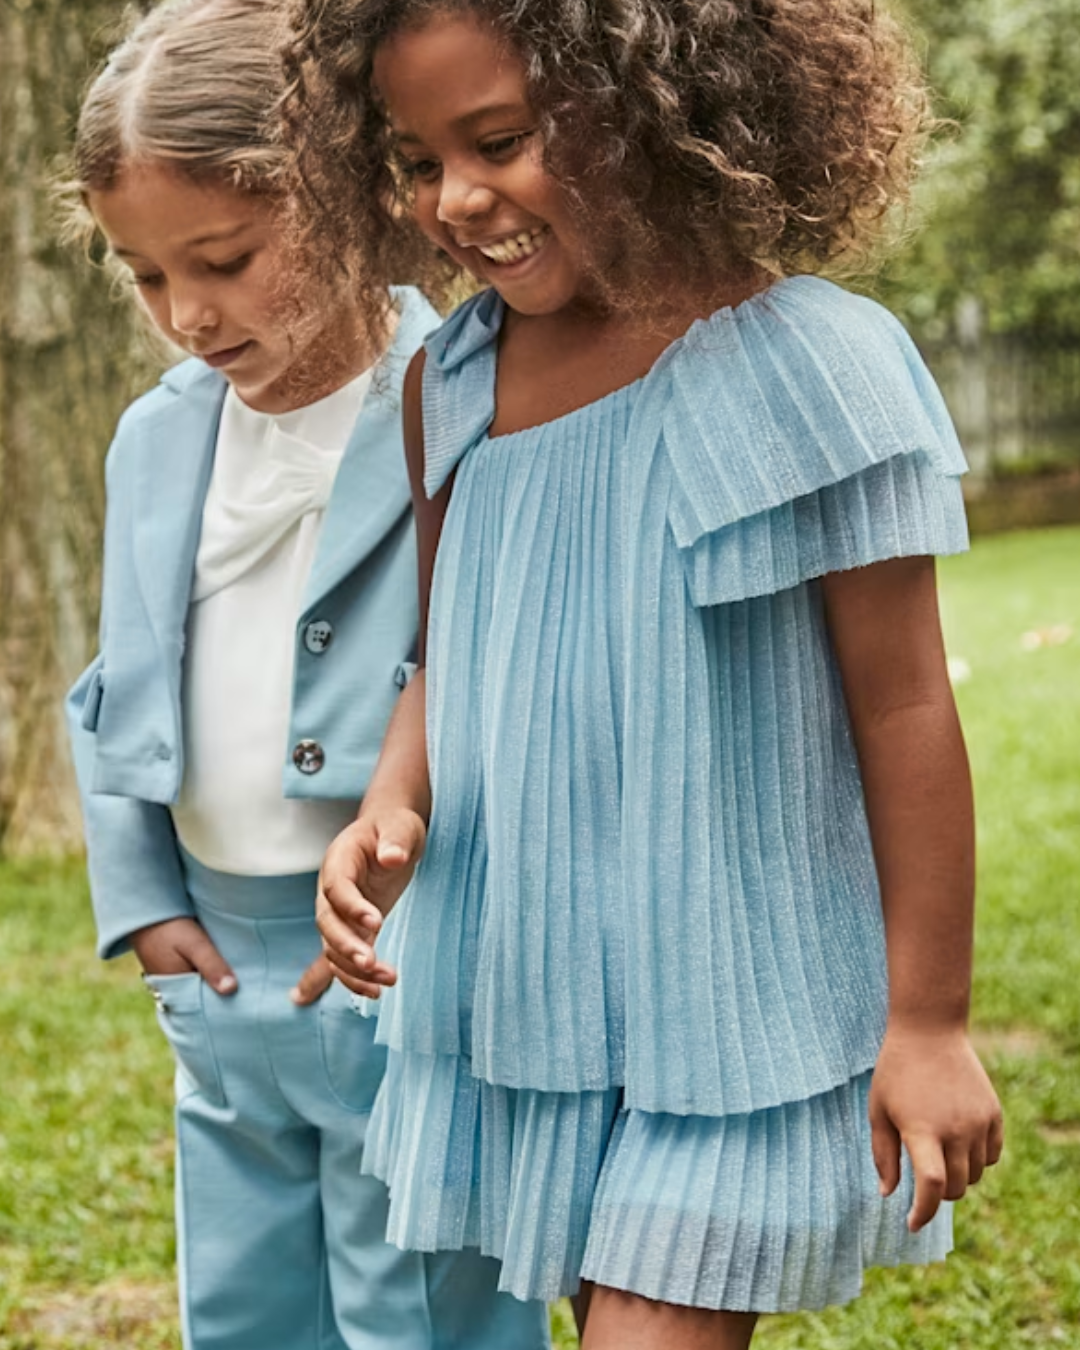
left=144, top=971, right=227, bottom=1107
left=318, top=980, right=387, bottom=1114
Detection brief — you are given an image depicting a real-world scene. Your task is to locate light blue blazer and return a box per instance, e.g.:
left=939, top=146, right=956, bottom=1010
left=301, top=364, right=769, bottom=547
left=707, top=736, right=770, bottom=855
left=67, top=287, right=438, bottom=959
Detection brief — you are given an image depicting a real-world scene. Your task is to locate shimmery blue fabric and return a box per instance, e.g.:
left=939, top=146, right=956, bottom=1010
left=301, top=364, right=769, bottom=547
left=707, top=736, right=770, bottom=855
left=364, top=1055, right=951, bottom=1307
left=367, top=276, right=966, bottom=1307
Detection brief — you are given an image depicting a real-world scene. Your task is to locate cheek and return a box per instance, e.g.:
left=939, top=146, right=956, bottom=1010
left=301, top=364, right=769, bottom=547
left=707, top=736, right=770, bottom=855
left=411, top=182, right=444, bottom=237
left=246, top=266, right=301, bottom=348
left=137, top=290, right=174, bottom=337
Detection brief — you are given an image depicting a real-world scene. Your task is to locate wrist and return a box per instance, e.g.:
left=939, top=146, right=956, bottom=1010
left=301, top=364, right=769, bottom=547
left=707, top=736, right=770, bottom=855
left=357, top=786, right=429, bottom=825
left=884, top=1009, right=970, bottom=1040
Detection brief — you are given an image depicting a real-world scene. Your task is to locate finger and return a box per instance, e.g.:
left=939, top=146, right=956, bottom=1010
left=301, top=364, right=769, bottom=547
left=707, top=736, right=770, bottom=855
left=338, top=978, right=385, bottom=1000
left=375, top=810, right=426, bottom=868
left=870, top=1105, right=902, bottom=1197
left=967, top=1133, right=988, bottom=1188
left=905, top=1134, right=948, bottom=1232
left=316, top=896, right=381, bottom=968
left=181, top=928, right=238, bottom=995
left=325, top=945, right=397, bottom=986
left=986, top=1111, right=1005, bottom=1167
left=943, top=1138, right=971, bottom=1200
left=321, top=876, right=384, bottom=939
left=325, top=949, right=398, bottom=998
left=290, top=954, right=334, bottom=1007
left=319, top=830, right=371, bottom=899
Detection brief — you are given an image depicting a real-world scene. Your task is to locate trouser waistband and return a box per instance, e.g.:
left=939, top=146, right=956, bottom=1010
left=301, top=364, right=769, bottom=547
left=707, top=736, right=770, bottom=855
left=180, top=847, right=320, bottom=920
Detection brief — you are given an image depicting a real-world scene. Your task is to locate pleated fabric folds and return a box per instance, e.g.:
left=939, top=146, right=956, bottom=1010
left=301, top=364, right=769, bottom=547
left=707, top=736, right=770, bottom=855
left=363, top=1052, right=952, bottom=1306
left=363, top=276, right=966, bottom=1307
left=581, top=1071, right=952, bottom=1311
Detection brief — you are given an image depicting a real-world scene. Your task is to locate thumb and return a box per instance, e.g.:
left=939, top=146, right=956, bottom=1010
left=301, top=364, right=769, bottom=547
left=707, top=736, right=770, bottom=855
left=290, top=953, right=334, bottom=1006
left=870, top=1099, right=901, bottom=1198
left=374, top=810, right=426, bottom=868
left=182, top=928, right=238, bottom=996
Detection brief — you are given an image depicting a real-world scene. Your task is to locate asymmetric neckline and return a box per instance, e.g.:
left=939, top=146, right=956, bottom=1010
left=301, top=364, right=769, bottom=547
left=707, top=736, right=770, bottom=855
left=480, top=280, right=793, bottom=443
left=485, top=373, right=645, bottom=445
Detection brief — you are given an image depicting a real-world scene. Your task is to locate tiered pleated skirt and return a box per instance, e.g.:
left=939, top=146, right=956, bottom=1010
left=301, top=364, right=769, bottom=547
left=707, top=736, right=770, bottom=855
left=363, top=278, right=968, bottom=1308
left=364, top=1053, right=951, bottom=1307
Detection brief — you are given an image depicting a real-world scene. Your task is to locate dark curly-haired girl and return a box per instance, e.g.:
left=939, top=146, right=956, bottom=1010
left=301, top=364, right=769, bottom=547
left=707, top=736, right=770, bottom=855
left=285, top=4, right=1004, bottom=1345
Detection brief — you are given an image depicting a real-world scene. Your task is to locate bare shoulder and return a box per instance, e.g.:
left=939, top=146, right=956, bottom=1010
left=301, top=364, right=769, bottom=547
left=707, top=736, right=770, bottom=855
left=402, top=347, right=427, bottom=497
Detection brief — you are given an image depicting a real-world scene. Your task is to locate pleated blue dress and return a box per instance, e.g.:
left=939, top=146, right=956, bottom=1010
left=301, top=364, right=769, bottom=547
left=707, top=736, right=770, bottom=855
left=362, top=275, right=968, bottom=1311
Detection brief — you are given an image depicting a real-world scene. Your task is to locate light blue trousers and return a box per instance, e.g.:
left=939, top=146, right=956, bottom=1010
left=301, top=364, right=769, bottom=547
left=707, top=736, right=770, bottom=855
left=144, top=853, right=550, bottom=1350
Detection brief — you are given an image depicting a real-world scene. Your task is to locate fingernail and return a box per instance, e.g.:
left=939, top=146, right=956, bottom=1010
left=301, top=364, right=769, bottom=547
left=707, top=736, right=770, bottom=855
left=218, top=974, right=237, bottom=993
left=289, top=986, right=302, bottom=1005
left=379, top=845, right=407, bottom=863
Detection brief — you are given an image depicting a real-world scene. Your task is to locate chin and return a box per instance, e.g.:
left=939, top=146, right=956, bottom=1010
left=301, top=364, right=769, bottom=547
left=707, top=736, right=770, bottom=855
left=491, top=278, right=583, bottom=316
left=228, top=376, right=279, bottom=413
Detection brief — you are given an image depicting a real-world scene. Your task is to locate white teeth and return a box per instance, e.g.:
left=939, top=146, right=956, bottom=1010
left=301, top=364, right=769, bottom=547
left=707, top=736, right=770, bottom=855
left=478, top=226, right=548, bottom=264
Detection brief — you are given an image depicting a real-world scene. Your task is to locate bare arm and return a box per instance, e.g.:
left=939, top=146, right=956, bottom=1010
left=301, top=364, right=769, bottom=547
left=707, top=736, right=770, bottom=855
left=822, top=556, right=1003, bottom=1229
left=317, top=348, right=454, bottom=996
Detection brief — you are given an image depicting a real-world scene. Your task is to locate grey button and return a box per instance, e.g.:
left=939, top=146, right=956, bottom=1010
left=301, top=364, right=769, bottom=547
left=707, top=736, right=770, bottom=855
left=303, top=620, right=334, bottom=654
left=293, top=739, right=325, bottom=775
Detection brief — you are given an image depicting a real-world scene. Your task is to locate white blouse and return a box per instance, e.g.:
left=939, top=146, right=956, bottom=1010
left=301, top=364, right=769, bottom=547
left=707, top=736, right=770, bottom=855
left=171, top=371, right=372, bottom=875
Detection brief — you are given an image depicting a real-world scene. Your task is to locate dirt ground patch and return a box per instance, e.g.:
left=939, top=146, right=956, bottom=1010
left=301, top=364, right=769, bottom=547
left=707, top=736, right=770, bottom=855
left=6, top=1278, right=177, bottom=1349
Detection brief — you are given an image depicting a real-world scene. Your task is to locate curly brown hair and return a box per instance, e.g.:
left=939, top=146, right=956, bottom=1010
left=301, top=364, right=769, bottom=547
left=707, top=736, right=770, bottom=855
left=282, top=0, right=930, bottom=325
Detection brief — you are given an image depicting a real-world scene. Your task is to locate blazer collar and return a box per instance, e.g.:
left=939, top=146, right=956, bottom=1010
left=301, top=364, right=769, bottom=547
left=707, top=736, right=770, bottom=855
left=304, top=287, right=439, bottom=606
left=131, top=285, right=439, bottom=639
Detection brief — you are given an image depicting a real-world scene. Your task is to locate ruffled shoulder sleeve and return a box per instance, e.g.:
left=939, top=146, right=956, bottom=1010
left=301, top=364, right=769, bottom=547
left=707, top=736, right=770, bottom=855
left=421, top=289, right=504, bottom=499
left=656, top=276, right=969, bottom=605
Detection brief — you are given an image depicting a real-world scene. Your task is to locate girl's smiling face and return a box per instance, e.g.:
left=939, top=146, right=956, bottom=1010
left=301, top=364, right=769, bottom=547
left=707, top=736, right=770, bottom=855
left=375, top=12, right=590, bottom=316
left=90, top=165, right=367, bottom=413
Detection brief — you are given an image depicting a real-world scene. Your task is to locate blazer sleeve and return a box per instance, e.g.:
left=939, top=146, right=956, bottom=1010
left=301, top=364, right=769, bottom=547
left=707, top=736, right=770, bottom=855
left=66, top=654, right=195, bottom=960
left=67, top=405, right=197, bottom=964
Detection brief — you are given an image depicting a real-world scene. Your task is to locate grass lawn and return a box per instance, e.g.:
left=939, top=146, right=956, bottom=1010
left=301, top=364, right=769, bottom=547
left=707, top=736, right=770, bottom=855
left=1, top=525, right=1078, bottom=1349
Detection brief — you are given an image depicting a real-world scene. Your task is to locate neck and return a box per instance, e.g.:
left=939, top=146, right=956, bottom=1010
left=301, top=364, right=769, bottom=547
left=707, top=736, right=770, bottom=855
left=256, top=303, right=392, bottom=416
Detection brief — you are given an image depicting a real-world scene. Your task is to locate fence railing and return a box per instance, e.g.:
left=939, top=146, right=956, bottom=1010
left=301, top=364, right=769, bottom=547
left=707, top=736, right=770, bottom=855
left=924, top=335, right=1080, bottom=479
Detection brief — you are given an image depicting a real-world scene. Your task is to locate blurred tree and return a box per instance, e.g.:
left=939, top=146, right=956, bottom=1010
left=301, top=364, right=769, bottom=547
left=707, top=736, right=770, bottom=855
left=883, top=0, right=1080, bottom=341
left=0, top=0, right=160, bottom=855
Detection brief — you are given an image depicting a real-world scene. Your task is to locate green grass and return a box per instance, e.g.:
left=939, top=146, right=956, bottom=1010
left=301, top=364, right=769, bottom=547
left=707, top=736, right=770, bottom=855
left=2, top=525, right=1078, bottom=1349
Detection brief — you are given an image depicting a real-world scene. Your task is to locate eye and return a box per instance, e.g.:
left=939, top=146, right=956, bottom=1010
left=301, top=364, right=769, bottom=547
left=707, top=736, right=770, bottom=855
left=208, top=252, right=254, bottom=276
left=131, top=272, right=165, bottom=290
left=481, top=131, right=533, bottom=160
left=398, top=155, right=441, bottom=184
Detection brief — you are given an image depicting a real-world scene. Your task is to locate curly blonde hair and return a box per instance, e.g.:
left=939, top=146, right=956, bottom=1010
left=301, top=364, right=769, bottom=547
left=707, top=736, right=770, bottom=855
left=283, top=0, right=930, bottom=322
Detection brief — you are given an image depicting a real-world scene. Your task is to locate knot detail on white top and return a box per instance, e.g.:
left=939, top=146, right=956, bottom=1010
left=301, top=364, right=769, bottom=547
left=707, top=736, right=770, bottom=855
left=192, top=373, right=371, bottom=602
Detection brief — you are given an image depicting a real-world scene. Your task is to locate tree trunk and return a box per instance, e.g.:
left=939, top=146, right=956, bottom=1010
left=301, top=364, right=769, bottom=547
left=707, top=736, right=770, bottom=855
left=0, top=0, right=160, bottom=856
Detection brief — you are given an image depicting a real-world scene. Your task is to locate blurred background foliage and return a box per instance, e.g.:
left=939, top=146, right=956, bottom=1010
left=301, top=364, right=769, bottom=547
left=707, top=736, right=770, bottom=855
left=0, top=0, right=159, bottom=856
left=882, top=0, right=1080, bottom=342
left=1, top=0, right=1079, bottom=857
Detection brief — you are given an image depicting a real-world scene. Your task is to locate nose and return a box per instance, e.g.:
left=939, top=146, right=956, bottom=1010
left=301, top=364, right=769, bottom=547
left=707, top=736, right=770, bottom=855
left=436, top=164, right=496, bottom=228
left=169, top=280, right=217, bottom=337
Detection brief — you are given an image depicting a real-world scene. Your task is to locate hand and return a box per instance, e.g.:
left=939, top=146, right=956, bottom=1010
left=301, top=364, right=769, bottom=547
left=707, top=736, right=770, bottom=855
left=317, top=808, right=427, bottom=999
left=869, top=1023, right=1004, bottom=1231
left=131, top=917, right=237, bottom=996
left=289, top=952, right=334, bottom=1006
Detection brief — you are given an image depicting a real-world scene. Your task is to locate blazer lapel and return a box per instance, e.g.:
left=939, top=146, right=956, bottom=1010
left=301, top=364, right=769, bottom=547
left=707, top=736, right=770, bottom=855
left=304, top=289, right=437, bottom=607
left=132, top=362, right=225, bottom=653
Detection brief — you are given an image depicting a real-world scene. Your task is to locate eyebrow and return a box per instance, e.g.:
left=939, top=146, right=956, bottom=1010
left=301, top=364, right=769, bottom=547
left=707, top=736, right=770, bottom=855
left=393, top=101, right=532, bottom=144
left=111, top=222, right=254, bottom=258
